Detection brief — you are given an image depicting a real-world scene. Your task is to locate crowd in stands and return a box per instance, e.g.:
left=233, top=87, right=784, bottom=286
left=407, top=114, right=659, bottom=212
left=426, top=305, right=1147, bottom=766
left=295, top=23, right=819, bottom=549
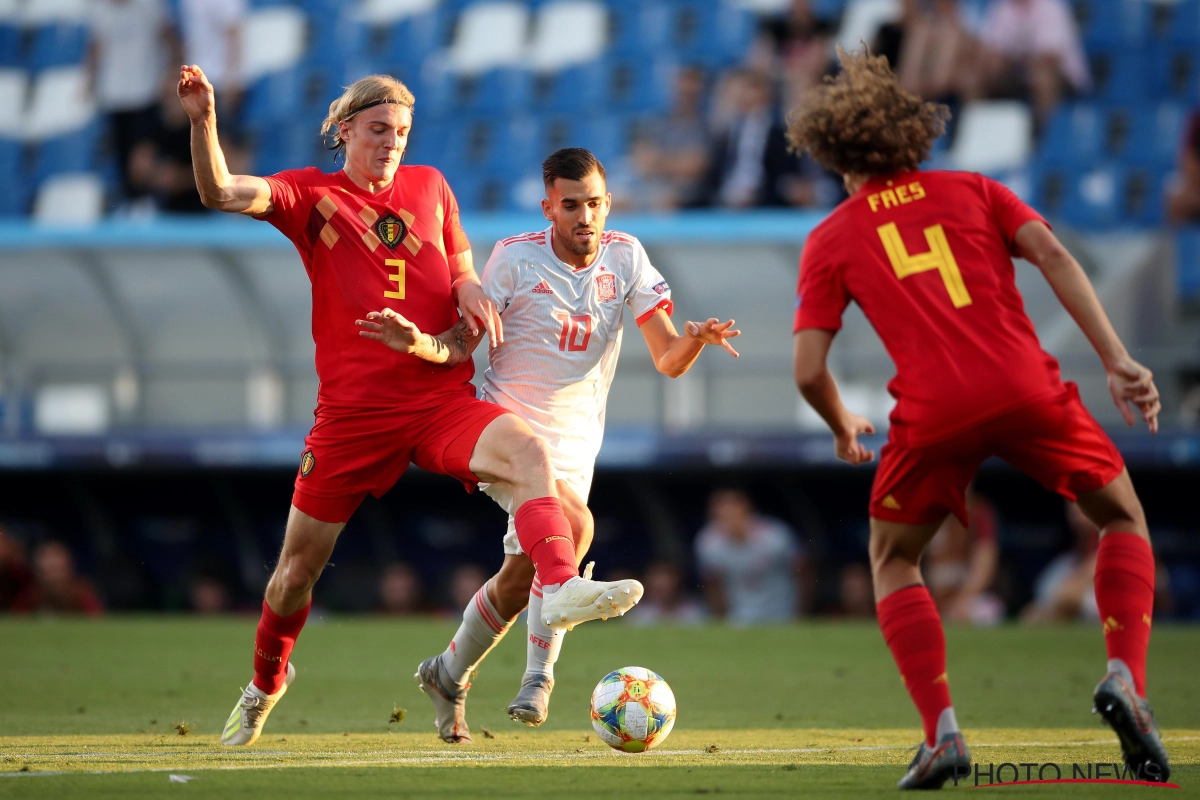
left=3, top=0, right=1198, bottom=229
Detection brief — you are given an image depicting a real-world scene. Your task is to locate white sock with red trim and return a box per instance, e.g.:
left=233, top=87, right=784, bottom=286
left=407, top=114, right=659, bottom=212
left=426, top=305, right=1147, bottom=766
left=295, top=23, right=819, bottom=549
left=523, top=577, right=565, bottom=683
left=441, top=582, right=513, bottom=688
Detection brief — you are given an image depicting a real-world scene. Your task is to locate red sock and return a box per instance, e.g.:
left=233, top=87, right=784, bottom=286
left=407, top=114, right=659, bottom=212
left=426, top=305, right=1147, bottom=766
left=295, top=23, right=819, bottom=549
left=515, top=497, right=578, bottom=588
left=252, top=599, right=310, bottom=695
left=877, top=585, right=952, bottom=747
left=1094, top=532, right=1155, bottom=697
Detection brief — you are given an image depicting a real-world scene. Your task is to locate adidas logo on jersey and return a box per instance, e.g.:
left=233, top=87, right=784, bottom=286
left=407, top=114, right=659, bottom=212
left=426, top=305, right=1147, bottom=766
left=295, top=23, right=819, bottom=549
left=532, top=280, right=553, bottom=294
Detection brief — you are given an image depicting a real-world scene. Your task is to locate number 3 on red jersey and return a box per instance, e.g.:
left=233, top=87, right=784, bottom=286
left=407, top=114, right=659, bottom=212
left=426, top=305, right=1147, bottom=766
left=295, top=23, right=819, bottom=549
left=877, top=222, right=973, bottom=308
left=554, top=311, right=592, bottom=352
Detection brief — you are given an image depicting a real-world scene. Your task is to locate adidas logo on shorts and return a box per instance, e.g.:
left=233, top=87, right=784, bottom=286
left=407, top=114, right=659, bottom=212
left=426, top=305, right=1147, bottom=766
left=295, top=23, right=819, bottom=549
left=532, top=280, right=553, bottom=294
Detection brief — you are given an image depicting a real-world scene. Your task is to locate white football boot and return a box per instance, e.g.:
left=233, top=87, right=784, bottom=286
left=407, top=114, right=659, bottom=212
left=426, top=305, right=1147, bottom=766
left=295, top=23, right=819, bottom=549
left=539, top=562, right=643, bottom=631
left=220, top=662, right=296, bottom=746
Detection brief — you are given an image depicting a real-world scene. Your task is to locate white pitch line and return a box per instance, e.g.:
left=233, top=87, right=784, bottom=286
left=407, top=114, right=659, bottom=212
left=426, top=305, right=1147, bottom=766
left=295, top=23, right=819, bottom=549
left=3, top=736, right=1197, bottom=778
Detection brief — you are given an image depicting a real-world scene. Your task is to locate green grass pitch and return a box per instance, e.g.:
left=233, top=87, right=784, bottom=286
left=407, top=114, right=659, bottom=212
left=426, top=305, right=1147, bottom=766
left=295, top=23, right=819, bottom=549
left=1, top=617, right=1197, bottom=798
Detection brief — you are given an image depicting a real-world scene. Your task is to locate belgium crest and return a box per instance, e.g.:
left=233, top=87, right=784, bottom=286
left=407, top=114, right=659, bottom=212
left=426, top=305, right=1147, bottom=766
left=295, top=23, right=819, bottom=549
left=300, top=449, right=315, bottom=477
left=375, top=214, right=407, bottom=249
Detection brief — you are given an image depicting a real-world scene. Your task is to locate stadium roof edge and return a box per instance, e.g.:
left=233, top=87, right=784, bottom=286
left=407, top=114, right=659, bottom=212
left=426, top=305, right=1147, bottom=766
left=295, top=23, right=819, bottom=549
left=0, top=211, right=826, bottom=250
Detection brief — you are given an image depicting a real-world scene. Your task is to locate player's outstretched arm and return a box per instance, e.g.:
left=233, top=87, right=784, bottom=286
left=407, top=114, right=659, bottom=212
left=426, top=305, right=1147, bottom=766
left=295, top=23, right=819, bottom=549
left=449, top=252, right=503, bottom=347
left=1014, top=221, right=1161, bottom=433
left=793, top=329, right=875, bottom=465
left=356, top=308, right=483, bottom=366
left=639, top=311, right=740, bottom=379
left=178, top=65, right=272, bottom=216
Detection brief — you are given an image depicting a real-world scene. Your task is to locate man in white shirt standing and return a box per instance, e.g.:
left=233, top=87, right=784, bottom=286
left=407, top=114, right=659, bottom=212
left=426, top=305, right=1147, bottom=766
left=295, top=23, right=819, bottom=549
left=357, top=148, right=740, bottom=742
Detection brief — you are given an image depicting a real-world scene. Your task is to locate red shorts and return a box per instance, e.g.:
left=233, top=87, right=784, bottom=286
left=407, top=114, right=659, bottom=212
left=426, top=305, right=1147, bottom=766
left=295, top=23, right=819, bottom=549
left=292, top=386, right=509, bottom=523
left=870, top=384, right=1125, bottom=526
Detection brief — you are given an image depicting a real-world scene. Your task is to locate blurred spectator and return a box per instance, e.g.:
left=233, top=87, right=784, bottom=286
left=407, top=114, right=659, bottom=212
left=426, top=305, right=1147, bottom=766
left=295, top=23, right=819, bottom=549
left=378, top=561, right=425, bottom=614
left=1022, top=502, right=1099, bottom=623
left=189, top=574, right=231, bottom=614
left=970, top=0, right=1090, bottom=124
left=832, top=561, right=875, bottom=617
left=695, top=488, right=806, bottom=625
left=0, top=526, right=34, bottom=611
left=87, top=0, right=178, bottom=205
left=624, top=66, right=711, bottom=210
left=748, top=0, right=835, bottom=98
left=878, top=0, right=979, bottom=108
left=13, top=541, right=103, bottom=616
left=925, top=486, right=1004, bottom=625
left=179, top=0, right=247, bottom=117
left=628, top=560, right=707, bottom=626
left=447, top=563, right=488, bottom=613
left=127, top=80, right=231, bottom=213
left=1166, top=110, right=1200, bottom=224
left=699, top=68, right=837, bottom=208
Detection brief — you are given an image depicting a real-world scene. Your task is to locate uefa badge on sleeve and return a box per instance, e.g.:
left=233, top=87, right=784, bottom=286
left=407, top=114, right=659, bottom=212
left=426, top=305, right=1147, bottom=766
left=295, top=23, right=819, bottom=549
left=596, top=273, right=617, bottom=303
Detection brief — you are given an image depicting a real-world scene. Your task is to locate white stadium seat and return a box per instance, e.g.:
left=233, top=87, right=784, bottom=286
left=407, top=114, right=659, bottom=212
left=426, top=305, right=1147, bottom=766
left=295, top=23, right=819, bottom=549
left=0, top=69, right=27, bottom=137
left=21, top=0, right=87, bottom=24
left=25, top=66, right=94, bottom=139
left=0, top=0, right=20, bottom=22
left=446, top=1, right=530, bottom=74
left=836, top=0, right=900, bottom=54
left=33, top=172, right=104, bottom=225
left=357, top=0, right=438, bottom=26
left=527, top=1, right=608, bottom=71
left=949, top=100, right=1034, bottom=174
left=241, top=7, right=308, bottom=83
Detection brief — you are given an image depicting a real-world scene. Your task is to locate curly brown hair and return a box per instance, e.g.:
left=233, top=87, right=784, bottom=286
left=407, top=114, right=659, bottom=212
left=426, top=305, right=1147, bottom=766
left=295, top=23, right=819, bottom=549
left=786, top=47, right=949, bottom=177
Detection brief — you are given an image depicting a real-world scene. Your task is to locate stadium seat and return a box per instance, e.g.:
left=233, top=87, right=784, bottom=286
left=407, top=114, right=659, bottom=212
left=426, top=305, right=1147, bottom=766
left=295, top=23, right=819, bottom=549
left=357, top=0, right=438, bottom=25
left=0, top=68, right=26, bottom=137
left=24, top=66, right=94, bottom=140
left=667, top=0, right=755, bottom=68
left=1118, top=164, right=1169, bottom=226
left=241, top=6, right=307, bottom=83
left=31, top=121, right=105, bottom=183
left=444, top=1, right=530, bottom=74
left=606, top=0, right=672, bottom=55
left=1087, top=46, right=1150, bottom=103
left=527, top=1, right=607, bottom=72
left=1176, top=227, right=1200, bottom=303
left=1124, top=102, right=1187, bottom=168
left=24, top=22, right=88, bottom=69
left=835, top=0, right=900, bottom=53
left=361, top=3, right=443, bottom=76
left=0, top=136, right=29, bottom=215
left=948, top=101, right=1033, bottom=175
left=1061, top=164, right=1122, bottom=228
left=20, top=0, right=87, bottom=25
left=1162, top=0, right=1200, bottom=45
left=1073, top=0, right=1148, bottom=46
left=1150, top=44, right=1200, bottom=101
left=31, top=171, right=104, bottom=225
left=0, top=21, right=20, bottom=68
left=605, top=55, right=675, bottom=113
left=531, top=62, right=608, bottom=114
left=1037, top=102, right=1104, bottom=167
left=453, top=67, right=533, bottom=114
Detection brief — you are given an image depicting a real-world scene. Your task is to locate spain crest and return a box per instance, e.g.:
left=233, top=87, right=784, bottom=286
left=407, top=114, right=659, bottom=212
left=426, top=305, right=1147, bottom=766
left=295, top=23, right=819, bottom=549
left=300, top=449, right=315, bottom=477
left=375, top=214, right=407, bottom=249
left=596, top=272, right=617, bottom=302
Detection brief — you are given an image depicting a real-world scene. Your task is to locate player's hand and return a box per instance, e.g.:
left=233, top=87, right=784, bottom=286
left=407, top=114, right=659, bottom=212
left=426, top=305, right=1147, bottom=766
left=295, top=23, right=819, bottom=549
left=178, top=65, right=215, bottom=123
left=834, top=413, right=876, bottom=465
left=1107, top=356, right=1160, bottom=434
left=685, top=318, right=741, bottom=357
left=456, top=279, right=502, bottom=347
left=356, top=308, right=424, bottom=353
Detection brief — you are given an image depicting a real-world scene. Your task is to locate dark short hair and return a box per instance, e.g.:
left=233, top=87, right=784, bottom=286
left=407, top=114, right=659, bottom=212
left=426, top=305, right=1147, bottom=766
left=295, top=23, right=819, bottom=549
left=542, top=148, right=606, bottom=187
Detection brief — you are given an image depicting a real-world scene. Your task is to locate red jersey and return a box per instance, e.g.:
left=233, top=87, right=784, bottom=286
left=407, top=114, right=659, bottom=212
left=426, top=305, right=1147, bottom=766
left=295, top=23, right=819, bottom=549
left=794, top=170, right=1066, bottom=447
left=260, top=166, right=473, bottom=410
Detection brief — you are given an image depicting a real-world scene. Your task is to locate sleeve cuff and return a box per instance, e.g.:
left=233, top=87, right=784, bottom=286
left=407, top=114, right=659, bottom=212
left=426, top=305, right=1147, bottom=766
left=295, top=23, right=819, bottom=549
left=636, top=299, right=673, bottom=326
left=793, top=307, right=843, bottom=333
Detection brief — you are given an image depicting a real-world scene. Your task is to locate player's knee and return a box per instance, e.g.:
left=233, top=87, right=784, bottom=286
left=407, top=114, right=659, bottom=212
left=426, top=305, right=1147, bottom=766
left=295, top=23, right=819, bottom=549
left=509, top=432, right=552, bottom=483
left=276, top=555, right=324, bottom=598
left=868, top=533, right=911, bottom=572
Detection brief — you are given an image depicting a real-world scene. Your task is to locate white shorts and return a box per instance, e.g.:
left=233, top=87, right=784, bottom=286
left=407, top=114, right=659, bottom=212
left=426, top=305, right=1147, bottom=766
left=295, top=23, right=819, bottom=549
left=482, top=468, right=594, bottom=555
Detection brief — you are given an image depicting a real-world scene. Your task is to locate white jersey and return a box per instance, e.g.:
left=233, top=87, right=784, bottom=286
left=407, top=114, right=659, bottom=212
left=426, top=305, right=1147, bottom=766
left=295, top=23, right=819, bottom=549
left=480, top=226, right=673, bottom=480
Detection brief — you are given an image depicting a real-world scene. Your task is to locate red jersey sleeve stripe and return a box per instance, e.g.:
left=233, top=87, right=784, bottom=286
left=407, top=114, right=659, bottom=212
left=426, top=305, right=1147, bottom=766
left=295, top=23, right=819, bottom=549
left=636, top=298, right=673, bottom=326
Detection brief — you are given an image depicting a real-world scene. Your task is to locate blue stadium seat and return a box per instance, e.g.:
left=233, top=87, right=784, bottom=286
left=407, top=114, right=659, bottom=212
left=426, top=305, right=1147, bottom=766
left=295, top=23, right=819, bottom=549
left=1117, top=164, right=1169, bottom=226
left=1124, top=102, right=1187, bottom=168
left=606, top=0, right=672, bottom=55
left=454, top=68, right=533, bottom=115
left=667, top=0, right=755, bottom=69
left=1073, top=0, right=1148, bottom=46
left=1087, top=46, right=1149, bottom=103
left=1061, top=164, right=1122, bottom=228
left=25, top=24, right=89, bottom=70
left=531, top=63, right=608, bottom=114
left=1163, top=0, right=1200, bottom=45
left=1176, top=228, right=1200, bottom=303
left=605, top=55, right=675, bottom=113
left=0, top=137, right=29, bottom=216
left=31, top=122, right=105, bottom=184
left=1037, top=103, right=1104, bottom=167
left=1150, top=45, right=1200, bottom=101
left=0, top=23, right=19, bottom=67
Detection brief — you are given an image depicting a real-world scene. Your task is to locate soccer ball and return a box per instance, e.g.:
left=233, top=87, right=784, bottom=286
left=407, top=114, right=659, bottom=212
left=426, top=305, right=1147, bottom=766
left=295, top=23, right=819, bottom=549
left=590, top=666, right=677, bottom=753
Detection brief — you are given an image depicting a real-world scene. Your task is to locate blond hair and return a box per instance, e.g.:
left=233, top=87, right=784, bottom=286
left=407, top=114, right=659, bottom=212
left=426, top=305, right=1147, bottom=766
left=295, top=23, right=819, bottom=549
left=321, top=74, right=415, bottom=153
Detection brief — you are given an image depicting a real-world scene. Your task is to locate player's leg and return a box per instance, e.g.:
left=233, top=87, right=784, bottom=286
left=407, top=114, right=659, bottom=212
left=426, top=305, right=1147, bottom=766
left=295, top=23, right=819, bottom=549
left=868, top=440, right=976, bottom=789
left=510, top=479, right=595, bottom=726
left=469, top=414, right=641, bottom=629
left=223, top=503, right=348, bottom=746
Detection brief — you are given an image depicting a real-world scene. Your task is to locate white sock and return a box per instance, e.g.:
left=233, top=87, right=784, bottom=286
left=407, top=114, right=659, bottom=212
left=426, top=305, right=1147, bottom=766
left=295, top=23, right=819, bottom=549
left=935, top=706, right=960, bottom=741
left=441, top=582, right=512, bottom=688
left=523, top=578, right=565, bottom=683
